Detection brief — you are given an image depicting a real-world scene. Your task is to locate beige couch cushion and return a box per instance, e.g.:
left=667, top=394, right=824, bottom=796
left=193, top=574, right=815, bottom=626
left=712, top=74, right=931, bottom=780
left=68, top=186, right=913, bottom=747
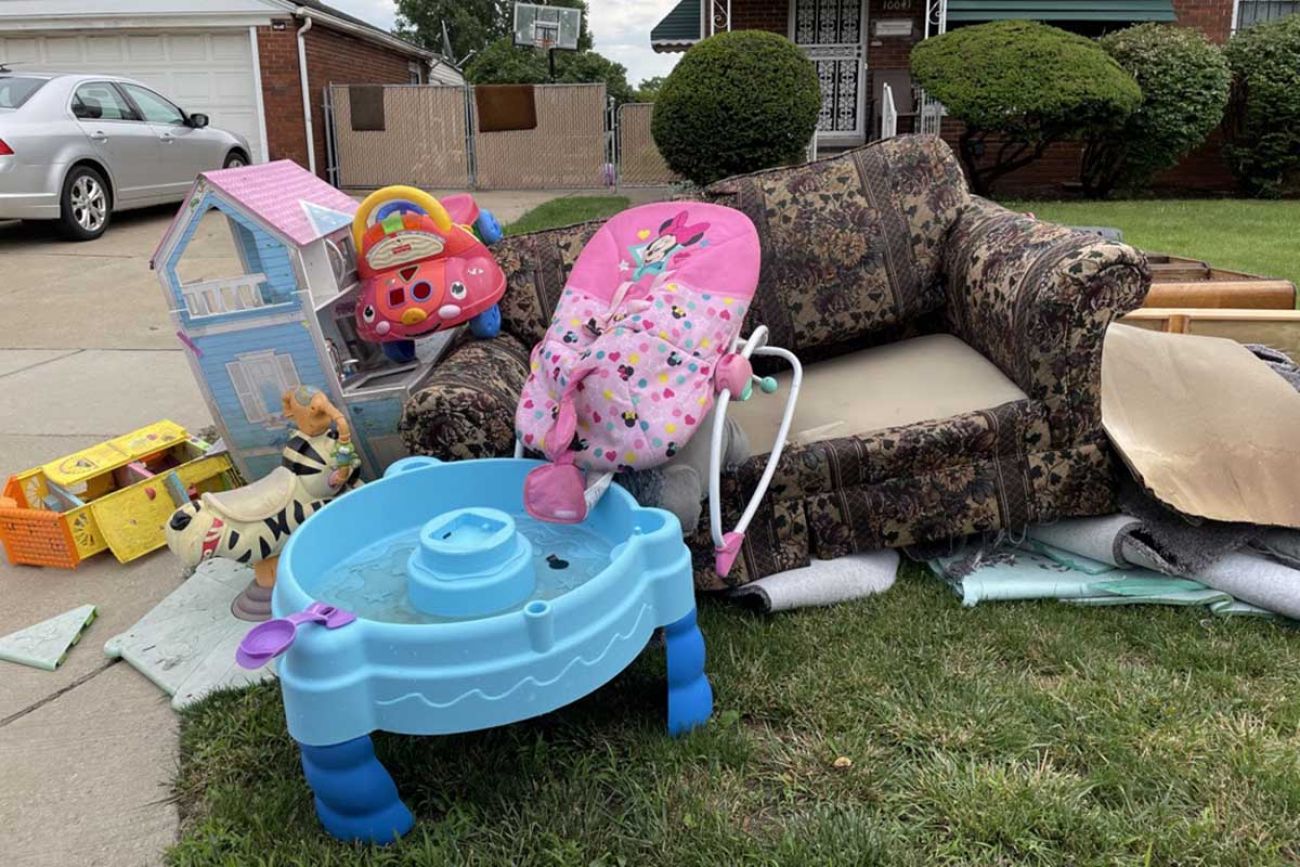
left=729, top=334, right=1028, bottom=448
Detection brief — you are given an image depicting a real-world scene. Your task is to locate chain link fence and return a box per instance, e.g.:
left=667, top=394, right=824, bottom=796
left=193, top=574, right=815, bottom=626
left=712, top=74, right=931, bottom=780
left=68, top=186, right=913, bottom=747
left=472, top=84, right=609, bottom=189
left=327, top=84, right=682, bottom=191
left=616, top=102, right=681, bottom=187
left=326, top=84, right=470, bottom=189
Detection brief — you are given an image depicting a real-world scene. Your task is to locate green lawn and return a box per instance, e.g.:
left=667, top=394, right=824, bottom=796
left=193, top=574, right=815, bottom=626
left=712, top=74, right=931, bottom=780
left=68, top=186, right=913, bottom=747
left=170, top=198, right=1300, bottom=866
left=1003, top=199, right=1300, bottom=289
left=503, top=195, right=630, bottom=237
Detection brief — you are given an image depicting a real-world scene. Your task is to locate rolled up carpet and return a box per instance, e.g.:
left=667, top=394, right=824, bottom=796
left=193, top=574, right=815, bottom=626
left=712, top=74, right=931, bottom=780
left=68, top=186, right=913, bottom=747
left=1256, top=528, right=1300, bottom=569
left=1187, top=551, right=1300, bottom=620
left=1025, top=517, right=1300, bottom=619
left=729, top=550, right=899, bottom=613
left=1026, top=515, right=1143, bottom=570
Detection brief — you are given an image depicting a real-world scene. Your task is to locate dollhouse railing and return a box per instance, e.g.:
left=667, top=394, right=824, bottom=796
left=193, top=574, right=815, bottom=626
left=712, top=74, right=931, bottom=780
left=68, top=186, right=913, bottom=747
left=180, top=274, right=270, bottom=318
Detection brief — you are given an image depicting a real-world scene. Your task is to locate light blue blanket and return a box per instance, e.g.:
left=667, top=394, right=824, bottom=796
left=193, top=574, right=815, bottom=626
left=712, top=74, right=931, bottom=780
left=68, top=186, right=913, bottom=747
left=929, top=541, right=1270, bottom=617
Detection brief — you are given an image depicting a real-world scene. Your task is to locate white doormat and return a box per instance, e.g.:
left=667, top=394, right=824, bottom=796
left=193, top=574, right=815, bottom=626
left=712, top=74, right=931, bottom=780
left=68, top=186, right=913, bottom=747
left=104, top=559, right=276, bottom=710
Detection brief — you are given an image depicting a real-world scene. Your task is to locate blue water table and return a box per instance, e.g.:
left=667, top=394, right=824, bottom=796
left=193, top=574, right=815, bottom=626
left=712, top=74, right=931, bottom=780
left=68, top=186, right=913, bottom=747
left=236, top=456, right=713, bottom=843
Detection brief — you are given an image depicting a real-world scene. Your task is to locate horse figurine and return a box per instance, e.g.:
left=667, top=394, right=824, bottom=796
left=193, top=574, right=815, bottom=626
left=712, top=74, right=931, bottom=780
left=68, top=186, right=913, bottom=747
left=164, top=386, right=362, bottom=621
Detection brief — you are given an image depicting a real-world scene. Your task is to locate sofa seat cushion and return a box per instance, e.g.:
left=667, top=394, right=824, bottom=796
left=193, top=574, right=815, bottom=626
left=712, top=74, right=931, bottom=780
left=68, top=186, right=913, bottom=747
left=728, top=333, right=1028, bottom=449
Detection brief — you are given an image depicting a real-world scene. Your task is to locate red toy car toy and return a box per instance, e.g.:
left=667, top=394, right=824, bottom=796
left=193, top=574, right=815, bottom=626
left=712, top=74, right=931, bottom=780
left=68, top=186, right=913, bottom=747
left=351, top=186, right=505, bottom=363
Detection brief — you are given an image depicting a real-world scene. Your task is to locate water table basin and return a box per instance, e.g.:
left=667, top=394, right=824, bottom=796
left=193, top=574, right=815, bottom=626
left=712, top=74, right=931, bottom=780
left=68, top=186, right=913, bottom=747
left=264, top=456, right=713, bottom=843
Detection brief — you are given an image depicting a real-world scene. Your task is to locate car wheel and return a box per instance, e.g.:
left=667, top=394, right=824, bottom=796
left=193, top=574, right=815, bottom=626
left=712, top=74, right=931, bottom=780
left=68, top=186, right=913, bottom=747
left=223, top=152, right=248, bottom=169
left=58, top=166, right=111, bottom=241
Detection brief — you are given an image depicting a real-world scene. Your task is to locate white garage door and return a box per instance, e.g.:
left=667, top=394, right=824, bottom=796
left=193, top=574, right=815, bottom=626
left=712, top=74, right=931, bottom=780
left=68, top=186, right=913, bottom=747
left=0, top=29, right=264, bottom=162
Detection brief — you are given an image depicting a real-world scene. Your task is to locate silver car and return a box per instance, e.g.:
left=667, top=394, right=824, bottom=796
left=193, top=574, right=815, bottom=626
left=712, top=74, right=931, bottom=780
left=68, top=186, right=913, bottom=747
left=0, top=72, right=251, bottom=240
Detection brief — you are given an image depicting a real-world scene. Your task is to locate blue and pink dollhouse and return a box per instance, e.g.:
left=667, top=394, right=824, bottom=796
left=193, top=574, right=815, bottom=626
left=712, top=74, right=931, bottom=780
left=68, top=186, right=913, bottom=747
left=151, top=161, right=449, bottom=483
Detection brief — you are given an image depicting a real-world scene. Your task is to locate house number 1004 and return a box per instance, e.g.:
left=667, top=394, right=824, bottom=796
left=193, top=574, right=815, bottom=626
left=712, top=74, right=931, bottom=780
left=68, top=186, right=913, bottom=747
left=881, top=0, right=912, bottom=10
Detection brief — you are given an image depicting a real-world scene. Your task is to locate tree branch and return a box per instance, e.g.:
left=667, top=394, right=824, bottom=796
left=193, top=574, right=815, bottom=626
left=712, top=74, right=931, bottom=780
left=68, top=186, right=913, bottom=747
left=973, top=136, right=1054, bottom=194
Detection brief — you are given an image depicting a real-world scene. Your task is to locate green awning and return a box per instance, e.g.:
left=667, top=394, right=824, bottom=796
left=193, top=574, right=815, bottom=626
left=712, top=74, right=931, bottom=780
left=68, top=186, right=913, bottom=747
left=651, top=0, right=701, bottom=52
left=946, top=0, right=1176, bottom=22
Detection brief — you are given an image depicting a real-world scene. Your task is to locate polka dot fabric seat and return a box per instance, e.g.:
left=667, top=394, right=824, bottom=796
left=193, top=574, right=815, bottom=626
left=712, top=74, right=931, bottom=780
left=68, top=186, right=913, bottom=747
left=515, top=202, right=760, bottom=475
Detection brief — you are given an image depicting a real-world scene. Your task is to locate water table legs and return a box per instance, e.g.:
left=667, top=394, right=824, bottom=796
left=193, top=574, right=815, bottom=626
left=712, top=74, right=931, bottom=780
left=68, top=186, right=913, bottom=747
left=297, top=606, right=712, bottom=843
left=665, top=606, right=714, bottom=735
left=297, top=735, right=413, bottom=844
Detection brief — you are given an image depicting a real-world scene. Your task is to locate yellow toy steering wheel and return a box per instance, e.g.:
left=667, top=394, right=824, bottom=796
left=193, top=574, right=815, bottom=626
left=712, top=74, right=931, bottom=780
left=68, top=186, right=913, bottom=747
left=351, top=185, right=453, bottom=252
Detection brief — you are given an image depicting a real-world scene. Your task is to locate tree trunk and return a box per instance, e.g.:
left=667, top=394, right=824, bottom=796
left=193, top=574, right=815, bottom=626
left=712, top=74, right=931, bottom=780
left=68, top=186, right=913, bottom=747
left=968, top=135, right=1052, bottom=197
left=1081, top=137, right=1128, bottom=199
left=957, top=128, right=990, bottom=197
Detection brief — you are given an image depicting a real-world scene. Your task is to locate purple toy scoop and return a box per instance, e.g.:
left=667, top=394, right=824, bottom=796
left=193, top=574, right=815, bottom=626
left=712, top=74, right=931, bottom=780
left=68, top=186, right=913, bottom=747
left=235, top=602, right=356, bottom=669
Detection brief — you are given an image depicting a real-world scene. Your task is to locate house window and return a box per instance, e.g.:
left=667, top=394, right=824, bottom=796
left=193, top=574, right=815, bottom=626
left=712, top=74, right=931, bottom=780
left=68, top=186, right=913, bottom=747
left=1236, top=0, right=1298, bottom=28
left=226, top=351, right=301, bottom=426
left=408, top=61, right=424, bottom=84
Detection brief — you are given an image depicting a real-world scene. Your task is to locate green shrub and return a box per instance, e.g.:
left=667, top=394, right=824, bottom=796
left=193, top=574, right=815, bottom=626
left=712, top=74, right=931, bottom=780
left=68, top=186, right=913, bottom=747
left=1081, top=24, right=1231, bottom=197
left=910, top=20, right=1141, bottom=195
left=652, top=31, right=821, bottom=186
left=1224, top=15, right=1300, bottom=197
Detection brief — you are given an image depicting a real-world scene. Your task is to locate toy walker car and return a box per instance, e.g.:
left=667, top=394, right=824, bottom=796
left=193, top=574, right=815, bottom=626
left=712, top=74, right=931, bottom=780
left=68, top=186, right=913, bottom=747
left=352, top=186, right=506, bottom=363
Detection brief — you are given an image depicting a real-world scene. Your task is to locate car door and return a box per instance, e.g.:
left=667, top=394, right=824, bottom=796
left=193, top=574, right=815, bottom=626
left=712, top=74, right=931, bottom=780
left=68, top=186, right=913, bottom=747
left=119, top=83, right=216, bottom=199
left=70, top=81, right=162, bottom=206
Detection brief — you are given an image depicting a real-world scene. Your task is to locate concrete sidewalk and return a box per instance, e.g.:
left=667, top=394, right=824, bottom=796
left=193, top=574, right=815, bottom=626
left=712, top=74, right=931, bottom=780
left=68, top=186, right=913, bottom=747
left=0, top=188, right=642, bottom=865
left=0, top=207, right=213, bottom=867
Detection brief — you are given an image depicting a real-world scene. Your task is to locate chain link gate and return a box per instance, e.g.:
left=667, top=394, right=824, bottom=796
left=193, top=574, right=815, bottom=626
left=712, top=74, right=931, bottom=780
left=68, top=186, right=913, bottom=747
left=471, top=83, right=609, bottom=189
left=327, top=83, right=623, bottom=190
left=615, top=102, right=681, bottom=187
left=326, top=84, right=472, bottom=189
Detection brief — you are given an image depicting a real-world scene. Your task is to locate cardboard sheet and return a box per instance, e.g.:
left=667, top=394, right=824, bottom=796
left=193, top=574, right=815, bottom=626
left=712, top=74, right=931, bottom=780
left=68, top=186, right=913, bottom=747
left=1101, top=324, right=1300, bottom=528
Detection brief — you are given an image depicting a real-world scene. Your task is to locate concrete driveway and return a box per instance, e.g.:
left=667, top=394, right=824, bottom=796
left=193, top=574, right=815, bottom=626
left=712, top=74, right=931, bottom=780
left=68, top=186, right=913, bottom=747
left=0, top=206, right=213, bottom=867
left=0, top=190, right=571, bottom=866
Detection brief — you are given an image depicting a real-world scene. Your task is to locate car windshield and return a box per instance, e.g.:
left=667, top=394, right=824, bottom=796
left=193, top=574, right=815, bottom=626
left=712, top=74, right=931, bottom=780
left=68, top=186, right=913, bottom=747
left=0, top=76, right=48, bottom=109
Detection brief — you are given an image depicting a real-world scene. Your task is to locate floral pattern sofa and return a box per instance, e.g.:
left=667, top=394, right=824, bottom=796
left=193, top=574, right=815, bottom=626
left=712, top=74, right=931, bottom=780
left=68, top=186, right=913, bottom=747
left=399, top=136, right=1150, bottom=591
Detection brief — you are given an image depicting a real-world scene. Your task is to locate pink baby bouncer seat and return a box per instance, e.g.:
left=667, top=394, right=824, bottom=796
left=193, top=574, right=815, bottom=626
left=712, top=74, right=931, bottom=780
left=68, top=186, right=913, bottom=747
left=515, top=202, right=803, bottom=577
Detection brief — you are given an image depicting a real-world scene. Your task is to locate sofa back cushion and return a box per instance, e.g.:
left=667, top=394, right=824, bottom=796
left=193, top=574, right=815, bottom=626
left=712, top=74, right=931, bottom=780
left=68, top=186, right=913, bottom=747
left=704, top=135, right=968, bottom=356
left=493, top=220, right=604, bottom=346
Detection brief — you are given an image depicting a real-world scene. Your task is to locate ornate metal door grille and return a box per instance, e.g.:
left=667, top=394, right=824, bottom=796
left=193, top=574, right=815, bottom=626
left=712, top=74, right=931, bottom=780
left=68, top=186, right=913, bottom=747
left=791, top=0, right=865, bottom=142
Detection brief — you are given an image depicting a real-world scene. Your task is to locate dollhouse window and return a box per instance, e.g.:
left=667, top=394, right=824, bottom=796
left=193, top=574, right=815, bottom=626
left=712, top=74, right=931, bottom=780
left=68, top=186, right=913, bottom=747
left=226, top=351, right=301, bottom=426
left=326, top=232, right=357, bottom=285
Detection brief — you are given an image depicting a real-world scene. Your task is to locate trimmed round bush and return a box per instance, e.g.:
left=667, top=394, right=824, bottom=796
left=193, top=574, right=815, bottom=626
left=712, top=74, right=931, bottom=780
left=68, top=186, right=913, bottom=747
left=1224, top=14, right=1300, bottom=197
left=911, top=21, right=1141, bottom=194
left=1083, top=24, right=1230, bottom=196
left=652, top=31, right=821, bottom=187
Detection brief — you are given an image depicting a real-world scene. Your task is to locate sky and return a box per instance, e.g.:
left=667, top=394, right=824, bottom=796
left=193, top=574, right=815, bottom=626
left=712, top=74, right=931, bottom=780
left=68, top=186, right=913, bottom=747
left=324, top=0, right=683, bottom=86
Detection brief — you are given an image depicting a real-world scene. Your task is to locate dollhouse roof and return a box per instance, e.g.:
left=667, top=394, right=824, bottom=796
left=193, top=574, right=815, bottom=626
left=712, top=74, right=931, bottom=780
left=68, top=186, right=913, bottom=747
left=150, top=161, right=358, bottom=268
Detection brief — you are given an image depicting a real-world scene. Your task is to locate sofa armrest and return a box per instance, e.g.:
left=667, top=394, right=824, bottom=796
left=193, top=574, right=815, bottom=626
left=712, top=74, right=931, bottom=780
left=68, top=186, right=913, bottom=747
left=399, top=335, right=531, bottom=460
left=943, top=197, right=1150, bottom=445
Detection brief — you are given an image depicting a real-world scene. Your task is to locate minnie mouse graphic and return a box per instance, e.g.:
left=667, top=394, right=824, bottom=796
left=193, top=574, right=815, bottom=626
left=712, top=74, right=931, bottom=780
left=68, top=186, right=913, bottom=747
left=628, top=210, right=709, bottom=281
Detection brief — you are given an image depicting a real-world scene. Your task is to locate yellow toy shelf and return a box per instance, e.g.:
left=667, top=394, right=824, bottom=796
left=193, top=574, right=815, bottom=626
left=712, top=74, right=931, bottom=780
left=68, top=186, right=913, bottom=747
left=0, top=420, right=235, bottom=568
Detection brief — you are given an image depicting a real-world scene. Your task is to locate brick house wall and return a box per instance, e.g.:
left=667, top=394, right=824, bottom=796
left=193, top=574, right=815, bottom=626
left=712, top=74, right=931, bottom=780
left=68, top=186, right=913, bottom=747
left=257, top=21, right=309, bottom=166
left=731, top=0, right=790, bottom=32
left=727, top=0, right=1240, bottom=194
left=304, top=25, right=417, bottom=178
left=732, top=0, right=927, bottom=48
left=256, top=16, right=425, bottom=177
left=1172, top=0, right=1234, bottom=41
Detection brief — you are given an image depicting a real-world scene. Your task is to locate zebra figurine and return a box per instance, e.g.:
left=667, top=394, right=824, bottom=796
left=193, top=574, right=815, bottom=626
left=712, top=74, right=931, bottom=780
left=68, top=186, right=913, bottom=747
left=164, top=387, right=362, bottom=621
